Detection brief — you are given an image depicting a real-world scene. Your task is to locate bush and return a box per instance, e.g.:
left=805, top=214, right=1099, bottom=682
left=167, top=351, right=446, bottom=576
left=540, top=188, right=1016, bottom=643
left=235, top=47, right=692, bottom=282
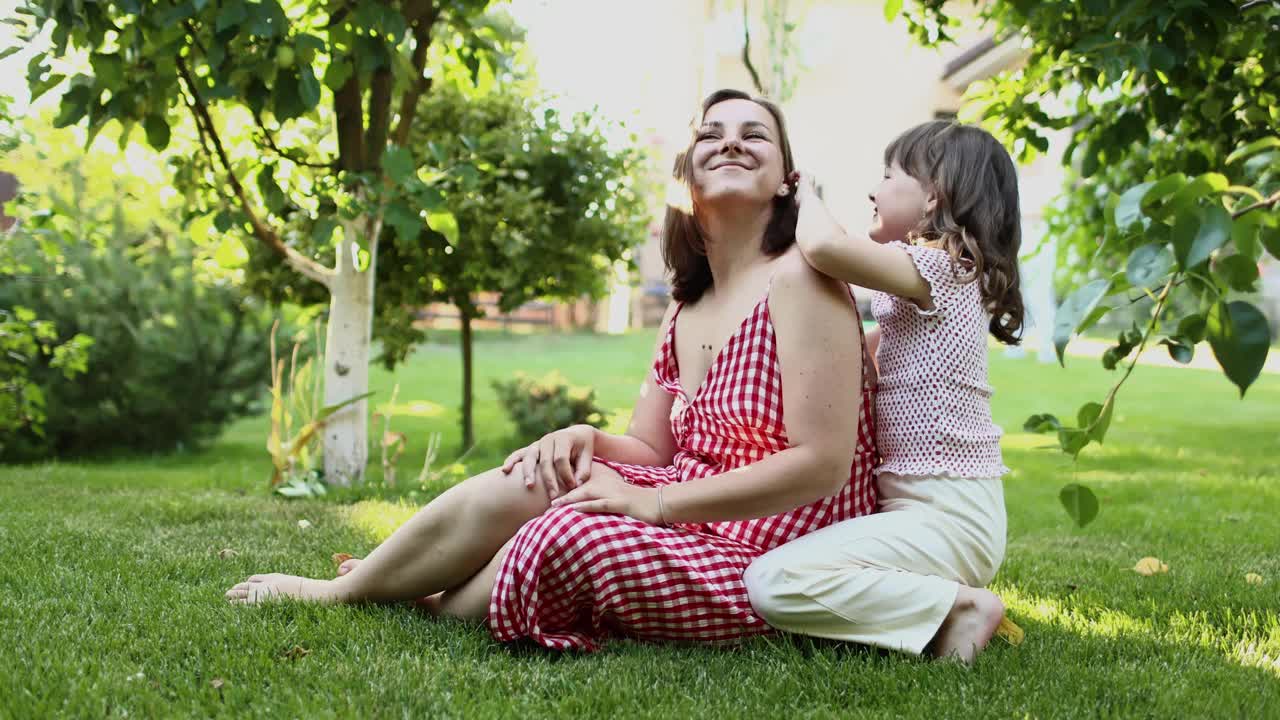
left=0, top=226, right=272, bottom=461
left=490, top=372, right=610, bottom=446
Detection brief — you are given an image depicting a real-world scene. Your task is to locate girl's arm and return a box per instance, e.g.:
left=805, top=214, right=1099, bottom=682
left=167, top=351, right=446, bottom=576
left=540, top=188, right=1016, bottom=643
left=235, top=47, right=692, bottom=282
left=556, top=254, right=865, bottom=523
left=794, top=174, right=934, bottom=309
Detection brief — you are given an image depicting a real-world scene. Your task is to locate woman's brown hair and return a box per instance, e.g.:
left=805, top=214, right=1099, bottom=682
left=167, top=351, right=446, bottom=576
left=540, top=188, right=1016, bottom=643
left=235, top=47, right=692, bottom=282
left=662, top=89, right=798, bottom=304
left=885, top=121, right=1025, bottom=345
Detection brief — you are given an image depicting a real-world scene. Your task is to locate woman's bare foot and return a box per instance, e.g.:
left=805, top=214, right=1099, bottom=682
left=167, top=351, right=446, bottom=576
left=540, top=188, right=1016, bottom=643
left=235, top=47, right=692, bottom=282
left=337, top=558, right=360, bottom=577
left=928, top=586, right=1005, bottom=664
left=224, top=574, right=344, bottom=605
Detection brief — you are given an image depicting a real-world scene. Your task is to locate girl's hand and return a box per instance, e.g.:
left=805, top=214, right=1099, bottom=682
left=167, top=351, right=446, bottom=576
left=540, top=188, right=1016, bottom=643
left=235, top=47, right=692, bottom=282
left=500, top=424, right=595, bottom=500
left=550, top=473, right=663, bottom=526
left=790, top=170, right=820, bottom=207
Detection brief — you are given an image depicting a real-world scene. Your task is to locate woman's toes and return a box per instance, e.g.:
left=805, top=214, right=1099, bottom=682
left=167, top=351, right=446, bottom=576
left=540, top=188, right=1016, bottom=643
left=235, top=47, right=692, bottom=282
left=337, top=558, right=361, bottom=576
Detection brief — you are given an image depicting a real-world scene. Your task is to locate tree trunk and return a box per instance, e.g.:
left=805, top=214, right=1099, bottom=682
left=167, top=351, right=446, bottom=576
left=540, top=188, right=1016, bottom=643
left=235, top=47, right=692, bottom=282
left=322, top=238, right=375, bottom=486
left=459, top=308, right=475, bottom=451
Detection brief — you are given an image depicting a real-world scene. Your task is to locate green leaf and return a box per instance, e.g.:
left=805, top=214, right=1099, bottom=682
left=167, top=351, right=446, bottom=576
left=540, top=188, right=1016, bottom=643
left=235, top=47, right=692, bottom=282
left=1160, top=338, right=1193, bottom=364
left=1260, top=220, right=1280, bottom=261
left=52, top=84, right=92, bottom=128
left=272, top=69, right=305, bottom=121
left=1186, top=205, right=1231, bottom=269
left=323, top=60, right=353, bottom=91
left=298, top=65, right=321, bottom=110
left=256, top=166, right=287, bottom=213
left=188, top=213, right=214, bottom=245
left=1057, top=427, right=1090, bottom=457
left=384, top=201, right=422, bottom=243
left=1059, top=483, right=1099, bottom=528
left=883, top=0, right=904, bottom=22
left=1077, top=397, right=1114, bottom=443
left=311, top=218, right=339, bottom=245
left=427, top=210, right=460, bottom=246
left=1140, top=173, right=1187, bottom=211
left=1115, top=181, right=1155, bottom=232
left=1171, top=209, right=1198, bottom=268
left=1023, top=413, right=1061, bottom=433
left=89, top=53, right=124, bottom=89
left=215, top=1, right=247, bottom=32
left=382, top=145, right=416, bottom=185
left=1226, top=137, right=1280, bottom=165
left=1214, top=254, right=1259, bottom=292
left=1165, top=173, right=1229, bottom=217
left=1177, top=314, right=1207, bottom=344
left=1053, top=279, right=1111, bottom=365
left=143, top=114, right=170, bottom=150
left=1124, top=242, right=1173, bottom=289
left=1206, top=301, right=1272, bottom=397
left=1076, top=303, right=1113, bottom=335
left=214, top=237, right=249, bottom=267
left=1232, top=210, right=1263, bottom=261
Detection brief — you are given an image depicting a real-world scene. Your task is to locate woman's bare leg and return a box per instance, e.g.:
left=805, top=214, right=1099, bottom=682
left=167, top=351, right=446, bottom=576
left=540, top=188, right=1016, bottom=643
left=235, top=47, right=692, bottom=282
left=225, top=465, right=552, bottom=604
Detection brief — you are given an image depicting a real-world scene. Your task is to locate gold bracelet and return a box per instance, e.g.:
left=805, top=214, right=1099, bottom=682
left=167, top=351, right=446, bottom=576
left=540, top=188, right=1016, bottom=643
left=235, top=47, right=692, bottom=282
left=657, top=486, right=669, bottom=526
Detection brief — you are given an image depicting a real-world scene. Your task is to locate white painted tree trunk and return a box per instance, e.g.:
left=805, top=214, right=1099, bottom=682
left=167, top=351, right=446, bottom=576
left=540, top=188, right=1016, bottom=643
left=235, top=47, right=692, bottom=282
left=322, top=228, right=376, bottom=486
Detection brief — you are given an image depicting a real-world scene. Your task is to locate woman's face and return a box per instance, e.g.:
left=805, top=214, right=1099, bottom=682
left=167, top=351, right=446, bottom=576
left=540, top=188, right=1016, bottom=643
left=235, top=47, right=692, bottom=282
left=688, top=99, right=786, bottom=209
left=868, top=162, right=933, bottom=243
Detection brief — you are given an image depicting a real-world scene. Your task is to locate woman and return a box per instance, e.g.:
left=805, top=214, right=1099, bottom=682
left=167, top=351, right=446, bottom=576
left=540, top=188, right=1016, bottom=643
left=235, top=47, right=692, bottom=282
left=226, top=89, right=878, bottom=651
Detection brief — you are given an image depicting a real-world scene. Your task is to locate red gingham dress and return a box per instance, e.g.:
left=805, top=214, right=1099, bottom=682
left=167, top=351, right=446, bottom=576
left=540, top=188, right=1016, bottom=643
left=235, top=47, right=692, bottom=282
left=487, top=286, right=878, bottom=651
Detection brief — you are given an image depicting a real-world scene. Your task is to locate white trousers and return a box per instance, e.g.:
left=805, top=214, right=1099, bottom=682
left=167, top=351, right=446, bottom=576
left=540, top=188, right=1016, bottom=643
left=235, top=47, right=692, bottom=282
left=744, top=472, right=1006, bottom=655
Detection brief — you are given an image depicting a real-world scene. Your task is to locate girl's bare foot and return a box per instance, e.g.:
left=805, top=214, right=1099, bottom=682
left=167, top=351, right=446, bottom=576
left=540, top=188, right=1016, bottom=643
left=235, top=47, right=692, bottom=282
left=224, top=574, right=344, bottom=605
left=928, top=586, right=1005, bottom=664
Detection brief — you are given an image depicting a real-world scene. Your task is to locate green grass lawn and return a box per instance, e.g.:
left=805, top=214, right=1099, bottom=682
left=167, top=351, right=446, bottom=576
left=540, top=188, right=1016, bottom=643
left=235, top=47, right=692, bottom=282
left=2, top=329, right=1278, bottom=718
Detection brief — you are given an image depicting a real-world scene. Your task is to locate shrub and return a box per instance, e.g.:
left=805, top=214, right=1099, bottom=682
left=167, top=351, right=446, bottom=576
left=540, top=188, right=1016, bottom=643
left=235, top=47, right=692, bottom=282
left=490, top=372, right=610, bottom=446
left=0, top=227, right=272, bottom=461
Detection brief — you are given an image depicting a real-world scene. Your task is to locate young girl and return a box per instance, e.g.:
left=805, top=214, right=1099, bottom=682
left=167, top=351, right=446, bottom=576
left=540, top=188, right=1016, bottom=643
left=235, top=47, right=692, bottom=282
left=744, top=120, right=1024, bottom=663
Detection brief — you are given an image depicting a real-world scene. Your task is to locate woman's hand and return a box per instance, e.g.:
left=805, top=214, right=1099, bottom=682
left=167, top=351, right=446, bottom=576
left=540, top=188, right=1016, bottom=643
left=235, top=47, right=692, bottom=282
left=550, top=473, right=663, bottom=526
left=500, top=424, right=595, bottom=500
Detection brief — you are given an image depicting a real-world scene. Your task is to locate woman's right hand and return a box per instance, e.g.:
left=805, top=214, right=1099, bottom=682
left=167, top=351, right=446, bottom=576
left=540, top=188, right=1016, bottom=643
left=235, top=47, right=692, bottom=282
left=500, top=424, right=596, bottom=500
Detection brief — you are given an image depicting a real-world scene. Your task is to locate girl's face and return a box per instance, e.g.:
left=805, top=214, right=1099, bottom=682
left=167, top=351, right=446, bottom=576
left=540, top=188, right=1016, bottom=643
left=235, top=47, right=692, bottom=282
left=688, top=99, right=787, bottom=209
left=868, top=162, right=934, bottom=243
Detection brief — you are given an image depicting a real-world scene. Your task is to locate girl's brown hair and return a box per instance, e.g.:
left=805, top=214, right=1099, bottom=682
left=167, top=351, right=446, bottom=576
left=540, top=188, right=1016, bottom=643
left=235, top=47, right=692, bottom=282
left=662, top=89, right=798, bottom=304
left=886, top=120, right=1025, bottom=345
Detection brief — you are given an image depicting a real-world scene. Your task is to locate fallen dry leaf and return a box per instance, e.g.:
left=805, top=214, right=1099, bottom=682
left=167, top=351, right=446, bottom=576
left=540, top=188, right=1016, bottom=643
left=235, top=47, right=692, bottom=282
left=217, top=548, right=239, bottom=560
left=995, top=616, right=1025, bottom=646
left=332, top=553, right=354, bottom=566
left=1133, top=556, right=1169, bottom=576
left=297, top=519, right=312, bottom=530
left=210, top=678, right=225, bottom=690
left=1245, top=573, right=1265, bottom=586
left=282, top=645, right=311, bottom=661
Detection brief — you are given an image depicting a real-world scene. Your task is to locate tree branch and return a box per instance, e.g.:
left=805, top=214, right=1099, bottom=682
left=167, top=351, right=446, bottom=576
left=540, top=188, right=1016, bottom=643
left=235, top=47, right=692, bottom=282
left=175, top=56, right=334, bottom=288
left=1232, top=189, right=1280, bottom=219
left=391, top=9, right=438, bottom=147
left=741, top=1, right=765, bottom=94
left=252, top=111, right=338, bottom=169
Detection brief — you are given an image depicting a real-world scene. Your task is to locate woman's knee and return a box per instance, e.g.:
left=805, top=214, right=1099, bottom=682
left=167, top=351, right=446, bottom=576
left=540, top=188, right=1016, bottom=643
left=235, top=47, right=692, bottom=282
left=459, top=466, right=552, bottom=526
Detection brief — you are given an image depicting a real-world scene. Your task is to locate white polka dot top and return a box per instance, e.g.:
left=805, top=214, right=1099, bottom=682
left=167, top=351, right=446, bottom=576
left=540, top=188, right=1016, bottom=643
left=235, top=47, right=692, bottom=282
left=870, top=241, right=1009, bottom=479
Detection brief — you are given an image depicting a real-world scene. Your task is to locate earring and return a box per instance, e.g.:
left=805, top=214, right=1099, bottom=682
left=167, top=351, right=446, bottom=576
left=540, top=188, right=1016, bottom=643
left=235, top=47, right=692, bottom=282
left=777, top=185, right=790, bottom=197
